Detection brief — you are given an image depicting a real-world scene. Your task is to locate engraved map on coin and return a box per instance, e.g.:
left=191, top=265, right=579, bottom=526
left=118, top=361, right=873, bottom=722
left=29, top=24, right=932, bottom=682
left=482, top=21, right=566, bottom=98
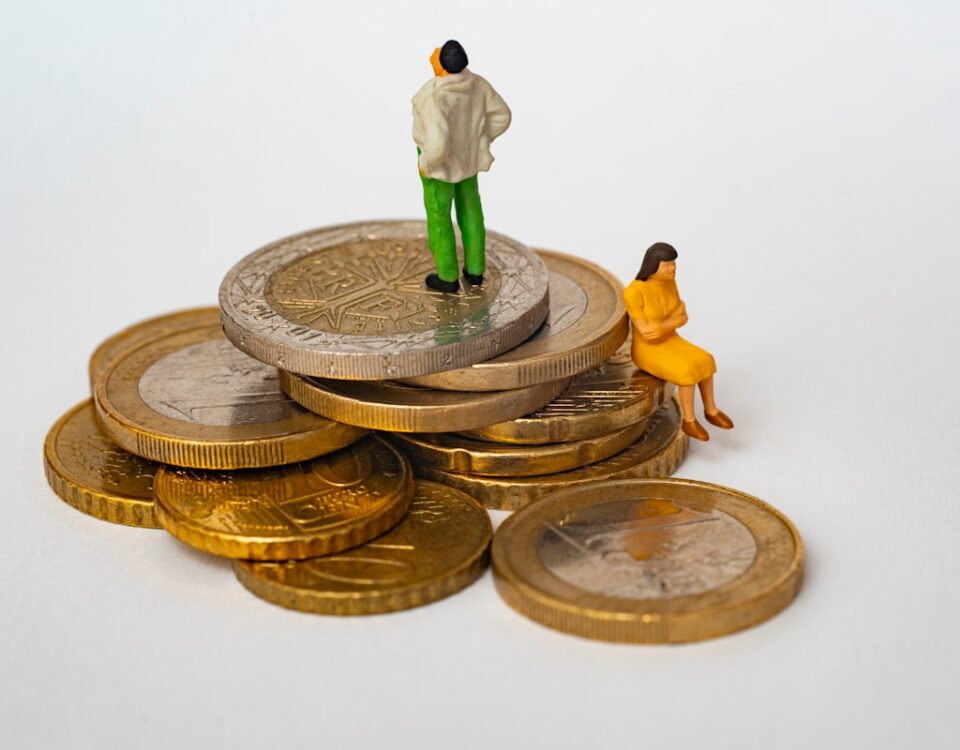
left=519, top=271, right=588, bottom=344
left=539, top=498, right=757, bottom=599
left=138, top=340, right=300, bottom=426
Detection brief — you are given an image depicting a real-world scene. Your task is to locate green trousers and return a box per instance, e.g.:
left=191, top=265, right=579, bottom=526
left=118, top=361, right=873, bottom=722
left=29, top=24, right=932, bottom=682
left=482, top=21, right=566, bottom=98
left=420, top=172, right=485, bottom=283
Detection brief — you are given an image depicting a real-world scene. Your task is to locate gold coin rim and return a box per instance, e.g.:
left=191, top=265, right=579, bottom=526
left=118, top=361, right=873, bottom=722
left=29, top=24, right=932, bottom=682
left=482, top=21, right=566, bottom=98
left=491, top=477, right=805, bottom=644
left=231, top=480, right=492, bottom=615
left=404, top=249, right=628, bottom=391
left=43, top=399, right=161, bottom=528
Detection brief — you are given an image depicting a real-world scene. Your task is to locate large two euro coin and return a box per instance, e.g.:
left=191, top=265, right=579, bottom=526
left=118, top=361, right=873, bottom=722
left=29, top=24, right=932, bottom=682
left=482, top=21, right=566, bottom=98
left=219, top=220, right=550, bottom=380
left=492, top=478, right=804, bottom=643
left=405, top=250, right=627, bottom=391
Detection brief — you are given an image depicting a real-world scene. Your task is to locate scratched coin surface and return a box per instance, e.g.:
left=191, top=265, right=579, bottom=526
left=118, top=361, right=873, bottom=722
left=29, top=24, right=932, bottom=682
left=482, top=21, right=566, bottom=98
left=219, top=220, right=550, bottom=380
left=492, top=478, right=804, bottom=643
left=43, top=400, right=160, bottom=528
left=88, top=306, right=221, bottom=392
left=418, top=400, right=687, bottom=511
left=464, top=342, right=673, bottom=444
left=389, top=418, right=649, bottom=477
left=233, top=480, right=491, bottom=615
left=94, top=324, right=368, bottom=469
left=153, top=435, right=414, bottom=560
left=405, top=250, right=627, bottom=391
left=281, top=371, right=569, bottom=433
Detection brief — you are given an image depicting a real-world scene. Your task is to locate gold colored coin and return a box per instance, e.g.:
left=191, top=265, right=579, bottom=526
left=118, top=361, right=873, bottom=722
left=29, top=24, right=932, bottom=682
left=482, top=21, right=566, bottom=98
left=405, top=250, right=628, bottom=391
left=418, top=400, right=687, bottom=511
left=88, top=307, right=221, bottom=392
left=95, top=323, right=368, bottom=469
left=464, top=343, right=673, bottom=445
left=233, top=480, right=492, bottom=615
left=153, top=435, right=414, bottom=560
left=389, top=418, right=650, bottom=477
left=280, top=371, right=570, bottom=433
left=492, top=478, right=804, bottom=643
left=43, top=400, right=160, bottom=528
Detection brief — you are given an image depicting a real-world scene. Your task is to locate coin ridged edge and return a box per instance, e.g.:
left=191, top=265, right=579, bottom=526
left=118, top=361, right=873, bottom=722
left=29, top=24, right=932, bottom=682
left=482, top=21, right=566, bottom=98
left=43, top=401, right=160, bottom=528
left=154, top=470, right=416, bottom=561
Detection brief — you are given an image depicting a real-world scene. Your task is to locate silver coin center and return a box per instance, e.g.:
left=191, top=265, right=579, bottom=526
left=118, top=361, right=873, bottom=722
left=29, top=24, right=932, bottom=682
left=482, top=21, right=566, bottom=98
left=138, top=340, right=300, bottom=426
left=538, top=498, right=757, bottom=599
left=524, top=271, right=588, bottom=343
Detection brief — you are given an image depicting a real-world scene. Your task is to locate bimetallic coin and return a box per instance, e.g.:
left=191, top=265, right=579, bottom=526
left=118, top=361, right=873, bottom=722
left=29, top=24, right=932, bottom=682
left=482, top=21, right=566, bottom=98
left=418, top=400, right=687, bottom=511
left=281, top=371, right=569, bottom=433
left=43, top=400, right=160, bottom=528
left=492, top=478, right=804, bottom=643
left=389, top=419, right=649, bottom=477
left=88, top=307, right=221, bottom=393
left=153, top=436, right=414, bottom=560
left=94, top=324, right=368, bottom=469
left=405, top=250, right=627, bottom=391
left=219, top=220, right=550, bottom=380
left=464, top=343, right=673, bottom=445
left=233, top=480, right=492, bottom=615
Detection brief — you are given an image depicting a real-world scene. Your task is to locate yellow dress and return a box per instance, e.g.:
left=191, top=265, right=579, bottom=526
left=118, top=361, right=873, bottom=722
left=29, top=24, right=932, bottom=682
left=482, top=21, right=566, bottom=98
left=623, top=278, right=716, bottom=386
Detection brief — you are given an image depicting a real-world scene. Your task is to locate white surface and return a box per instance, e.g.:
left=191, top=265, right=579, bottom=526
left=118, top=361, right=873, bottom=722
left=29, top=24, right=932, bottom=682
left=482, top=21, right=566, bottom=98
left=2, top=2, right=958, bottom=748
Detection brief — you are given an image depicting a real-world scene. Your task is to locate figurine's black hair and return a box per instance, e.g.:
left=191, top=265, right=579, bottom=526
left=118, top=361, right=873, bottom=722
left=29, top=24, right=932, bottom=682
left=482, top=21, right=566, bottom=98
left=636, top=242, right=679, bottom=281
left=440, top=40, right=468, bottom=74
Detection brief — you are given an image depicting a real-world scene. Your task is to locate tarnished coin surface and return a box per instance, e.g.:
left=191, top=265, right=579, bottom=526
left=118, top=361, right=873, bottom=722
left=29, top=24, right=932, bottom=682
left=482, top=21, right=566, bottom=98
left=88, top=307, right=221, bottom=392
left=405, top=250, right=627, bottom=391
left=464, top=343, right=673, bottom=444
left=280, top=371, right=569, bottom=433
left=492, top=478, right=804, bottom=643
left=94, top=323, right=368, bottom=469
left=219, top=220, right=550, bottom=380
left=233, top=480, right=492, bottom=615
left=43, top=400, right=160, bottom=528
left=389, top=419, right=649, bottom=477
left=153, top=436, right=414, bottom=560
left=418, top=400, right=687, bottom=511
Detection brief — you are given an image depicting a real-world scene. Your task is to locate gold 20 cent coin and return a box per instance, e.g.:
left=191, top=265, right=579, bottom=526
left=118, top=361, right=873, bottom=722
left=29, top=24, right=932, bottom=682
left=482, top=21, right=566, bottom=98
left=233, top=480, right=492, bottom=615
left=153, top=436, right=414, bottom=560
left=492, top=478, right=804, bottom=643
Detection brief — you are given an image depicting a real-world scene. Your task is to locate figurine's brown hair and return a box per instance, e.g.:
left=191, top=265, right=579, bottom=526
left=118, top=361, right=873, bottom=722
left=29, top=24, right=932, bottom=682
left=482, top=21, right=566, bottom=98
left=635, top=242, right=678, bottom=281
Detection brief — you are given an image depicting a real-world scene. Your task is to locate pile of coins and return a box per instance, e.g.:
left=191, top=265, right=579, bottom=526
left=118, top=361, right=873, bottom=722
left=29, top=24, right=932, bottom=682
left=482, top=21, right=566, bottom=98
left=44, top=220, right=803, bottom=641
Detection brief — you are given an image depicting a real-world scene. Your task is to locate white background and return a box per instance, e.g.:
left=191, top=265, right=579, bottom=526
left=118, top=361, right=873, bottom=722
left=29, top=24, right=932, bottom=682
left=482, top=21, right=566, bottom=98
left=2, top=1, right=958, bottom=748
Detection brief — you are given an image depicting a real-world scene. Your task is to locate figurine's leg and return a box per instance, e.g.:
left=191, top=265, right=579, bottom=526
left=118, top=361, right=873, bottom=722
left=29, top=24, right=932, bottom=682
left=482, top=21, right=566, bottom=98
left=454, top=175, right=485, bottom=280
left=678, top=385, right=709, bottom=441
left=699, top=376, right=734, bottom=429
left=421, top=175, right=459, bottom=283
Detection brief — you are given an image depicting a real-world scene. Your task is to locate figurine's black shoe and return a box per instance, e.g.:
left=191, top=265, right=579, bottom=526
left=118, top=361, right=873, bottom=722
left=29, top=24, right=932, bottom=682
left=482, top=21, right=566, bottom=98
left=463, top=267, right=484, bottom=286
left=425, top=273, right=460, bottom=294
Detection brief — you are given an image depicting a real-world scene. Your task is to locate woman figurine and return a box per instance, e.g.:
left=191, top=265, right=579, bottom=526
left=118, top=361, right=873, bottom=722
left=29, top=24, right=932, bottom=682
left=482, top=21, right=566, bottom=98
left=623, top=242, right=734, bottom=441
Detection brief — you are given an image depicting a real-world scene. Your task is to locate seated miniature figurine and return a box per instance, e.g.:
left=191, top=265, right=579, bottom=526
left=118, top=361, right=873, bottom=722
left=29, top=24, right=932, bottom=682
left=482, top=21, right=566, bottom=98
left=412, top=40, right=512, bottom=293
left=623, top=242, right=734, bottom=441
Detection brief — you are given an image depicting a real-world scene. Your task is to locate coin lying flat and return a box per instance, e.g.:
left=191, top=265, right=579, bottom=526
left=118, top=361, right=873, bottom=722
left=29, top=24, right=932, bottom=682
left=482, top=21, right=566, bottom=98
left=280, top=371, right=569, bottom=433
left=418, top=400, right=687, bottom=511
left=219, top=220, right=550, bottom=380
left=88, top=307, right=221, bottom=392
left=153, top=436, right=414, bottom=560
left=405, top=250, right=627, bottom=391
left=389, top=419, right=649, bottom=477
left=492, top=478, right=804, bottom=643
left=233, top=480, right=491, bottom=615
left=464, top=343, right=673, bottom=445
left=94, top=323, right=368, bottom=469
left=43, top=400, right=160, bottom=528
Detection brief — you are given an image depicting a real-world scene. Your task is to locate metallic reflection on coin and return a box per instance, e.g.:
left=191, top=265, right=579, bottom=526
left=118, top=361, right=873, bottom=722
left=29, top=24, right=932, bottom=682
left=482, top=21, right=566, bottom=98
left=219, top=220, right=550, bottom=380
left=153, top=435, right=415, bottom=560
left=492, top=478, right=804, bottom=643
left=43, top=400, right=160, bottom=528
left=233, top=480, right=492, bottom=615
left=406, top=250, right=627, bottom=391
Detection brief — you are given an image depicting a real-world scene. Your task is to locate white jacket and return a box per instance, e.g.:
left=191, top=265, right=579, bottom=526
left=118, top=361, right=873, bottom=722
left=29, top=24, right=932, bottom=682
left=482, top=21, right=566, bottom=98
left=412, top=69, right=511, bottom=183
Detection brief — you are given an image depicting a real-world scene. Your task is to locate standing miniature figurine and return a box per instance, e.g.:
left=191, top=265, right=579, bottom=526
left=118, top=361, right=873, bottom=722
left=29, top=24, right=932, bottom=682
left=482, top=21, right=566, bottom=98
left=412, top=40, right=512, bottom=293
left=623, top=242, right=734, bottom=441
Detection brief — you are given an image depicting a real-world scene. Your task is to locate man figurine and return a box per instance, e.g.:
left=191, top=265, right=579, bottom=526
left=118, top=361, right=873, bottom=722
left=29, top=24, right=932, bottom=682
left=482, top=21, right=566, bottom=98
left=412, top=40, right=512, bottom=293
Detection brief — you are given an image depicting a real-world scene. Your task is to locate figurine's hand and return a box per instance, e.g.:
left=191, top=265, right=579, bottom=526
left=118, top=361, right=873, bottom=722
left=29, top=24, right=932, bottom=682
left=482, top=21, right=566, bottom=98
left=638, top=322, right=669, bottom=341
